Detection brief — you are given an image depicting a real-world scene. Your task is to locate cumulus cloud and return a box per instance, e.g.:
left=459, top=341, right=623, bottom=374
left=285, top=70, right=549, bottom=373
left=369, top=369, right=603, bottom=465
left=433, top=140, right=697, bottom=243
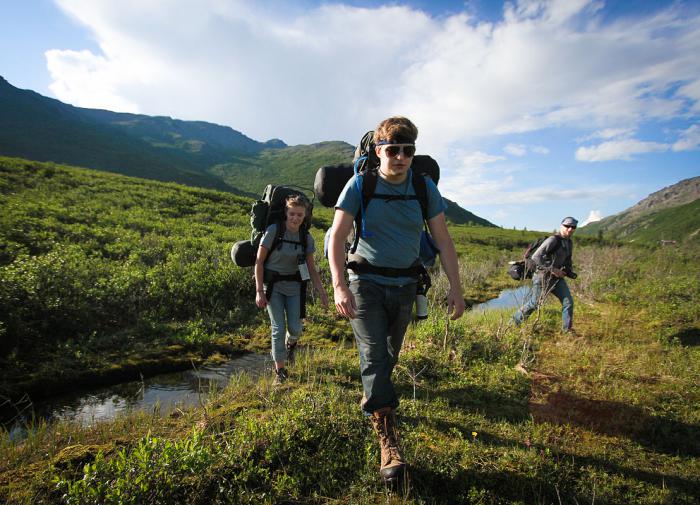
left=672, top=124, right=700, bottom=151
left=438, top=148, right=628, bottom=206
left=581, top=210, right=603, bottom=226
left=575, top=139, right=669, bottom=161
left=45, top=0, right=700, bottom=152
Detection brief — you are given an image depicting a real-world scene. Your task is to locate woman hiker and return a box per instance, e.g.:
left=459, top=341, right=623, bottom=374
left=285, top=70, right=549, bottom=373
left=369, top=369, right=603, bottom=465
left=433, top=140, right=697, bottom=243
left=255, top=194, right=328, bottom=384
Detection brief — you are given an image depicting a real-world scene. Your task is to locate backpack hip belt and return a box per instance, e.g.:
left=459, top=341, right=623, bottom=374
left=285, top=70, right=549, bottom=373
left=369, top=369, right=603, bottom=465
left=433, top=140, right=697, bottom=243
left=346, top=254, right=425, bottom=279
left=263, top=269, right=308, bottom=318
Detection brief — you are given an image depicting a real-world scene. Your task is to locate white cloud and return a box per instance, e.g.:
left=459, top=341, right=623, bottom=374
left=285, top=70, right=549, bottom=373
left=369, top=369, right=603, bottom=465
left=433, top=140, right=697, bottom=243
left=504, top=143, right=527, bottom=156
left=575, top=139, right=669, bottom=162
left=44, top=0, right=700, bottom=152
left=581, top=209, right=603, bottom=226
left=579, top=127, right=636, bottom=142
left=440, top=148, right=629, bottom=206
left=672, top=124, right=700, bottom=151
left=46, top=49, right=141, bottom=112
left=504, top=143, right=549, bottom=156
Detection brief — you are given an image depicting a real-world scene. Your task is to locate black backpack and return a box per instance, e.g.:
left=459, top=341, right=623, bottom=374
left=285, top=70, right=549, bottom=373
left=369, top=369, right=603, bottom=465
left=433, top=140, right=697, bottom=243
left=231, top=184, right=312, bottom=268
left=507, top=235, right=561, bottom=280
left=314, top=130, right=440, bottom=258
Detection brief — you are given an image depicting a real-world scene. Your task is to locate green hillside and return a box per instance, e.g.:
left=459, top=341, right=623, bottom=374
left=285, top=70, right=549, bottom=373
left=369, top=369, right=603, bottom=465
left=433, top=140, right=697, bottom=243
left=0, top=154, right=530, bottom=398
left=0, top=76, right=496, bottom=227
left=580, top=176, right=700, bottom=243
left=624, top=198, right=700, bottom=243
left=0, top=155, right=259, bottom=396
left=582, top=198, right=700, bottom=243
left=0, top=77, right=239, bottom=193
left=1, top=155, right=699, bottom=504
left=210, top=141, right=355, bottom=194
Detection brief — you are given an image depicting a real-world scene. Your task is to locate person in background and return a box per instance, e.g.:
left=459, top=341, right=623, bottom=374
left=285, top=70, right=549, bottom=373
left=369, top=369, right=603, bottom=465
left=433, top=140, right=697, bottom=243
left=512, top=216, right=578, bottom=332
left=255, top=194, right=328, bottom=385
left=328, top=116, right=465, bottom=485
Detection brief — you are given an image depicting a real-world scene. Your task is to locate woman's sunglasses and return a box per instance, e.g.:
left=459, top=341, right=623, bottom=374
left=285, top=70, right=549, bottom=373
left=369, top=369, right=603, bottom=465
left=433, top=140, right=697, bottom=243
left=380, top=144, right=416, bottom=158
left=563, top=224, right=577, bottom=229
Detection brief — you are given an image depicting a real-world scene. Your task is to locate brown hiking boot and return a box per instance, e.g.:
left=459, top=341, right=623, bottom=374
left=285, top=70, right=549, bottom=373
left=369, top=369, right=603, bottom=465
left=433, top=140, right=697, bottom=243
left=370, top=407, right=407, bottom=484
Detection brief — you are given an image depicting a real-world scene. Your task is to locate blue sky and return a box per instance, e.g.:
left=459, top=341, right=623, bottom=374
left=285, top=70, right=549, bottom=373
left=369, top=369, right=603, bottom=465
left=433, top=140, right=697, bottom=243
left=2, top=0, right=699, bottom=231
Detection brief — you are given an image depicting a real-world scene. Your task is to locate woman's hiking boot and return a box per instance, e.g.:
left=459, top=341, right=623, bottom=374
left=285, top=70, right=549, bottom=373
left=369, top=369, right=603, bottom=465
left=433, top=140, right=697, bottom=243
left=370, top=407, right=407, bottom=485
left=273, top=367, right=288, bottom=386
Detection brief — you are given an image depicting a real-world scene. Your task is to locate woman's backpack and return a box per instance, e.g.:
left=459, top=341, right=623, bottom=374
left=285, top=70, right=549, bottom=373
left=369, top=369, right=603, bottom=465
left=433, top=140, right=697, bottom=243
left=231, top=185, right=313, bottom=267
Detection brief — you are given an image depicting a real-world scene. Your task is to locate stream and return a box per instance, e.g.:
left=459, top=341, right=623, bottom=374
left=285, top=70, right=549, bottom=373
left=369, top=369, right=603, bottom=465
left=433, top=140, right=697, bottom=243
left=5, top=286, right=533, bottom=439
left=470, top=285, right=531, bottom=313
left=5, top=352, right=270, bottom=440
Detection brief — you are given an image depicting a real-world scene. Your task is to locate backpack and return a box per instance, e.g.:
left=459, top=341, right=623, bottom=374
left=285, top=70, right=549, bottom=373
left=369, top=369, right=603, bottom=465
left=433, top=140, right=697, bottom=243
left=507, top=235, right=561, bottom=280
left=230, top=184, right=312, bottom=268
left=314, top=130, right=440, bottom=267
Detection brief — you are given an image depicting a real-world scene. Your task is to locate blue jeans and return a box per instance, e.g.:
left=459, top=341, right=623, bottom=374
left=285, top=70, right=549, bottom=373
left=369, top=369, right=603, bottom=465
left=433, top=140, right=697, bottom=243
left=266, top=290, right=302, bottom=363
left=513, top=275, right=574, bottom=330
left=349, top=279, right=417, bottom=415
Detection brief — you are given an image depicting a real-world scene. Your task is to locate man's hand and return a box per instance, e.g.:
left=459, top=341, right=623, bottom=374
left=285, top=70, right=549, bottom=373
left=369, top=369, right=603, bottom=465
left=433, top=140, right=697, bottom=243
left=334, top=285, right=357, bottom=319
left=446, top=286, right=465, bottom=320
left=551, top=268, right=566, bottom=278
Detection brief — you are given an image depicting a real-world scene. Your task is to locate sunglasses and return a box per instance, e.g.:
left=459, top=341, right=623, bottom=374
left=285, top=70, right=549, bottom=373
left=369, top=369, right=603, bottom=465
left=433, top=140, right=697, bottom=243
left=380, top=144, right=416, bottom=158
left=563, top=224, right=577, bottom=229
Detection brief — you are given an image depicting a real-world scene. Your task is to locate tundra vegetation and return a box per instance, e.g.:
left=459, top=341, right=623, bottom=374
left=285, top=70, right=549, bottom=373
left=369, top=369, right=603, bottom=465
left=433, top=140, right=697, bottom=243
left=1, top=156, right=698, bottom=504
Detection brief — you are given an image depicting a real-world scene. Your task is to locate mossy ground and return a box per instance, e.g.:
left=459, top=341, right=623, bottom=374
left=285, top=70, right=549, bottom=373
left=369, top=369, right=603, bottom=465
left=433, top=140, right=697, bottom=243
left=2, top=244, right=699, bottom=504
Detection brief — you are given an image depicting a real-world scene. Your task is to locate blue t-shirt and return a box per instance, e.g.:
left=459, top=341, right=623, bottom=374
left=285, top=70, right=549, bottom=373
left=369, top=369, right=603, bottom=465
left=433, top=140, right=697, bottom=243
left=335, top=170, right=446, bottom=286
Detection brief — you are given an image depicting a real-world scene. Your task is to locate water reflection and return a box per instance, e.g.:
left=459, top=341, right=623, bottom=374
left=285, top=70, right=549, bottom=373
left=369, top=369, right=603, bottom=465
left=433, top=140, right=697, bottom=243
left=5, top=352, right=270, bottom=439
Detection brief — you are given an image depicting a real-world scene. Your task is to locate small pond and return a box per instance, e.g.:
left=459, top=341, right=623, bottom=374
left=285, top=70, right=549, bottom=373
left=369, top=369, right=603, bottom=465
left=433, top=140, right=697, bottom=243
left=470, top=285, right=532, bottom=313
left=5, top=352, right=270, bottom=440
left=5, top=287, right=535, bottom=440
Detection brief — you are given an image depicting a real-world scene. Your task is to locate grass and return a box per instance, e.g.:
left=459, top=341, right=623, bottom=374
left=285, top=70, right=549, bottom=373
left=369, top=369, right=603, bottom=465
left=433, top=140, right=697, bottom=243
left=1, top=242, right=698, bottom=504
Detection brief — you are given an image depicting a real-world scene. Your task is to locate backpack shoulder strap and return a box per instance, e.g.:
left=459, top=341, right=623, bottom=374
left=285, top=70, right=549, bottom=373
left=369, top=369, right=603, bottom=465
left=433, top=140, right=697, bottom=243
left=270, top=221, right=286, bottom=252
left=350, top=170, right=378, bottom=254
left=411, top=170, right=429, bottom=222
left=361, top=170, right=379, bottom=209
left=300, top=224, right=309, bottom=256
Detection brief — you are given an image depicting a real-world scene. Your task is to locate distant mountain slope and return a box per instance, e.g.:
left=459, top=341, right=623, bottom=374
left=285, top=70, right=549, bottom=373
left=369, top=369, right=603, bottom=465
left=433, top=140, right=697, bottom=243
left=210, top=141, right=355, bottom=195
left=0, top=76, right=494, bottom=227
left=0, top=76, right=241, bottom=193
left=580, top=176, right=700, bottom=242
left=78, top=108, right=285, bottom=163
left=213, top=145, right=496, bottom=226
left=443, top=197, right=496, bottom=226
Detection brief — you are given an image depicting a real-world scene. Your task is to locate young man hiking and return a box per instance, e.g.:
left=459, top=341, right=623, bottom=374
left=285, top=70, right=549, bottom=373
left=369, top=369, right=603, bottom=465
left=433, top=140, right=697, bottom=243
left=327, top=116, right=465, bottom=484
left=513, top=216, right=578, bottom=331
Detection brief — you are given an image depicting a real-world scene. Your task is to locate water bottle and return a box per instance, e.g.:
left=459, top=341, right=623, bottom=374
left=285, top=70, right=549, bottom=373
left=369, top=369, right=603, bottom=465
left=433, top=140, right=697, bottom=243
left=415, top=284, right=428, bottom=320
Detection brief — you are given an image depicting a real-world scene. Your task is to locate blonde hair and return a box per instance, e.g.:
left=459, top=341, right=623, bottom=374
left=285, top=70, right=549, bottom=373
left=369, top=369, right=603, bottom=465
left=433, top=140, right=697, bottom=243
left=285, top=194, right=310, bottom=212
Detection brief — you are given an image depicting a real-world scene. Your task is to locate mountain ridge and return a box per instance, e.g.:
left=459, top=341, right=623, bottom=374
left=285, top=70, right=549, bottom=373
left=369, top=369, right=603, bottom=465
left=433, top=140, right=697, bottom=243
left=0, top=75, right=495, bottom=226
left=580, top=175, right=700, bottom=243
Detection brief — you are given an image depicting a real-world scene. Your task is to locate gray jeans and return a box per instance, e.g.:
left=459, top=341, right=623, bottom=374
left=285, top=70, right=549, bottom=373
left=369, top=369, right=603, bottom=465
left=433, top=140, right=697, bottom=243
left=349, top=279, right=417, bottom=415
left=513, top=274, right=574, bottom=331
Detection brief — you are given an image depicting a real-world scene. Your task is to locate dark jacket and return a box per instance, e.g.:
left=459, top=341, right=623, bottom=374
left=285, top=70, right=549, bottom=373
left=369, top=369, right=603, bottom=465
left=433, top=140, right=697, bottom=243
left=531, top=234, right=573, bottom=276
